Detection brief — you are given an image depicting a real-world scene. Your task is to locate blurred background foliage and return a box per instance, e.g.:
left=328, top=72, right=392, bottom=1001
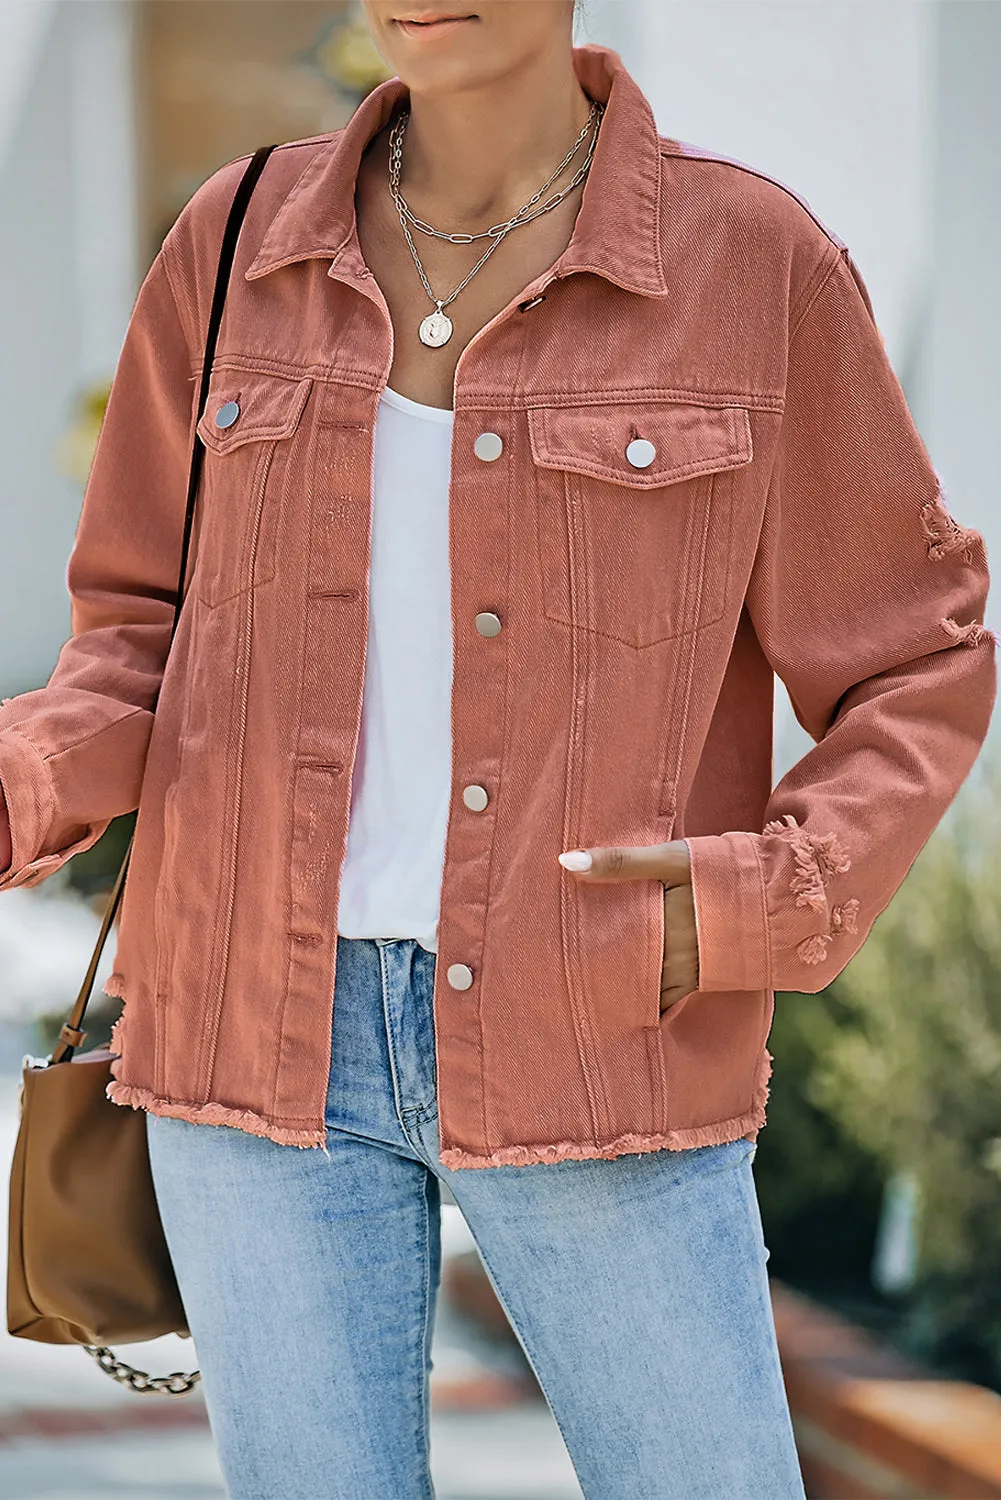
left=754, top=752, right=1001, bottom=1393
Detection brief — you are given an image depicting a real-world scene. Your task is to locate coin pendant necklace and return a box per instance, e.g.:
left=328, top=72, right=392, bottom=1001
left=387, top=99, right=603, bottom=349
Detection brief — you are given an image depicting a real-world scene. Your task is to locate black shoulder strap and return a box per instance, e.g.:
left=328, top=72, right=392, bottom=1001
left=52, top=144, right=278, bottom=1065
left=173, top=145, right=277, bottom=650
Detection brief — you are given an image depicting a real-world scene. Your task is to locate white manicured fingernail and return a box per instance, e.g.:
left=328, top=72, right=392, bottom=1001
left=558, top=850, right=592, bottom=871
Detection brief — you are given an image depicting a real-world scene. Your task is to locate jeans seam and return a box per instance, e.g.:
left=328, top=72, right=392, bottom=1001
left=378, top=940, right=408, bottom=1129
left=416, top=1168, right=437, bottom=1500
left=461, top=1235, right=587, bottom=1495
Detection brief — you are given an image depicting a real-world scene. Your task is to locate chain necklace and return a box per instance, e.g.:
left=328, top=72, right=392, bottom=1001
left=388, top=99, right=603, bottom=348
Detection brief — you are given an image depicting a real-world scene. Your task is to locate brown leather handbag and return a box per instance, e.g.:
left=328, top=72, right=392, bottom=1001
left=6, top=144, right=276, bottom=1395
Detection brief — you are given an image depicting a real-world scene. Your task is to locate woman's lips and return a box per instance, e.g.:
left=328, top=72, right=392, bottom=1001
left=395, top=16, right=477, bottom=39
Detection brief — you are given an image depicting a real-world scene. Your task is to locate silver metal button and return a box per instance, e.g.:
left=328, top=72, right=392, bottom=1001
left=215, top=400, right=240, bottom=429
left=447, top=963, right=474, bottom=991
left=474, top=612, right=502, bottom=637
left=473, top=431, right=503, bottom=462
left=625, top=437, right=656, bottom=469
left=462, top=784, right=489, bottom=812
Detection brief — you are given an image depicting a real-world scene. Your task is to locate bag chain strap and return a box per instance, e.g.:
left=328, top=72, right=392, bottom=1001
left=84, top=1344, right=202, bottom=1397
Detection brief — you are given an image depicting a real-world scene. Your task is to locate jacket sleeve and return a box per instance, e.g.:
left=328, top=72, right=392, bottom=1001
left=0, top=247, right=195, bottom=891
left=684, top=244, right=996, bottom=994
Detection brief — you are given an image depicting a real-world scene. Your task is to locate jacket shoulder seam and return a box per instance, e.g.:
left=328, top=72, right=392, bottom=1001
left=788, top=243, right=844, bottom=345
left=658, top=140, right=848, bottom=252
left=158, top=239, right=196, bottom=359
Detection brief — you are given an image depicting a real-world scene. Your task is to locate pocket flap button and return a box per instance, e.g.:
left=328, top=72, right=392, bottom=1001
left=447, top=963, right=474, bottom=990
left=625, top=436, right=656, bottom=469
left=215, top=400, right=241, bottom=429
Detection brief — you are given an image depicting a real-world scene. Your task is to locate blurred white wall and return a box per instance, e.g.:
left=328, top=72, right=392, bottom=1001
left=913, top=1, right=1001, bottom=582
left=580, top=0, right=999, bottom=768
left=0, top=0, right=137, bottom=697
left=586, top=0, right=934, bottom=363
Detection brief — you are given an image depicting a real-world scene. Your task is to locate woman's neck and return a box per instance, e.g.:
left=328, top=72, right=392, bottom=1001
left=397, top=46, right=594, bottom=228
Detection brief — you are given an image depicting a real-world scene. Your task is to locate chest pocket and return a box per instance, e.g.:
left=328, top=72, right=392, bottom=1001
left=193, top=369, right=313, bottom=607
left=528, top=400, right=753, bottom=649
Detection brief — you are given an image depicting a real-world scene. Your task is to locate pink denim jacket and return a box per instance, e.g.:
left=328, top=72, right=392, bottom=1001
left=0, top=44, right=994, bottom=1166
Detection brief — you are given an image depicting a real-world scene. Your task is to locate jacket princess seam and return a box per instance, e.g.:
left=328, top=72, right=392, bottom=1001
left=560, top=470, right=609, bottom=1142
left=269, top=400, right=322, bottom=1126
left=670, top=475, right=716, bottom=761
left=190, top=599, right=245, bottom=1103
left=197, top=443, right=278, bottom=1095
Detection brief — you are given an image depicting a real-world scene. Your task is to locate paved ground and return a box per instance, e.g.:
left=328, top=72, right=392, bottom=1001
left=0, top=1028, right=583, bottom=1500
left=0, top=1409, right=583, bottom=1500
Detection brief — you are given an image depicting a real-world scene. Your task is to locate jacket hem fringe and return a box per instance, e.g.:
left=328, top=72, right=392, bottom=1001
left=105, top=1080, right=326, bottom=1149
left=439, top=1052, right=773, bottom=1170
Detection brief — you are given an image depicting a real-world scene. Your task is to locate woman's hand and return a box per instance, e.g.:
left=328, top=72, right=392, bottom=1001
left=557, top=839, right=699, bottom=1011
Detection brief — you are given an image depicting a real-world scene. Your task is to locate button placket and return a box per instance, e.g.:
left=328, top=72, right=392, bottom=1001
left=473, top=431, right=503, bottom=462
left=445, top=426, right=509, bottom=994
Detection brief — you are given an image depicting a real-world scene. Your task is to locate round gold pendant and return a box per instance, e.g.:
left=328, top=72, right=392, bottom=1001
left=419, top=310, right=453, bottom=348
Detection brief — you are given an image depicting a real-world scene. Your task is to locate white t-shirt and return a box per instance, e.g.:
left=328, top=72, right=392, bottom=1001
left=336, top=383, right=455, bottom=953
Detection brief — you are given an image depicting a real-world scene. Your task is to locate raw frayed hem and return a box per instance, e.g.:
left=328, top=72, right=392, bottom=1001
left=439, top=1056, right=772, bottom=1170
left=106, top=1080, right=326, bottom=1150
left=920, top=492, right=982, bottom=565
left=941, top=616, right=997, bottom=649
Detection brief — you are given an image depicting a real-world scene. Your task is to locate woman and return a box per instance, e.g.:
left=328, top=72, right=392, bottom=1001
left=0, top=2, right=994, bottom=1496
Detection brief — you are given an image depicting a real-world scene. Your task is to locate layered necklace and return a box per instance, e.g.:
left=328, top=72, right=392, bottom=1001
left=387, top=96, right=604, bottom=348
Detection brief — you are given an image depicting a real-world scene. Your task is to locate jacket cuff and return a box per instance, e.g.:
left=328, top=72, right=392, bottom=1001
left=0, top=730, right=58, bottom=892
left=684, top=832, right=770, bottom=992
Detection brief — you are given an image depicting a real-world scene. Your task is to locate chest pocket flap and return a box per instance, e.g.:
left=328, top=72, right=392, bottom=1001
left=527, top=400, right=752, bottom=489
left=192, top=369, right=314, bottom=607
left=196, top=370, right=312, bottom=454
left=527, top=399, right=754, bottom=648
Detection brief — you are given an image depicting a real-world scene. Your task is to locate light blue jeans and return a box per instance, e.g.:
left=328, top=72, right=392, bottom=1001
left=146, top=935, right=806, bottom=1500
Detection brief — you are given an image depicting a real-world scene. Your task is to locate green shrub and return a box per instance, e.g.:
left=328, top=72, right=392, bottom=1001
left=755, top=987, right=885, bottom=1299
left=808, top=755, right=1001, bottom=1388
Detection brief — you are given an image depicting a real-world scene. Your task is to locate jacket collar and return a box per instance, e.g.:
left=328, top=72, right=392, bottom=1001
left=245, top=43, right=668, bottom=299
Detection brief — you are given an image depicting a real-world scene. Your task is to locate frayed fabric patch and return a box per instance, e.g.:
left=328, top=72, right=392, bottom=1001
left=797, top=933, right=833, bottom=965
left=941, top=616, right=995, bottom=649
left=920, top=491, right=982, bottom=565
left=764, top=814, right=857, bottom=964
left=830, top=899, right=860, bottom=935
